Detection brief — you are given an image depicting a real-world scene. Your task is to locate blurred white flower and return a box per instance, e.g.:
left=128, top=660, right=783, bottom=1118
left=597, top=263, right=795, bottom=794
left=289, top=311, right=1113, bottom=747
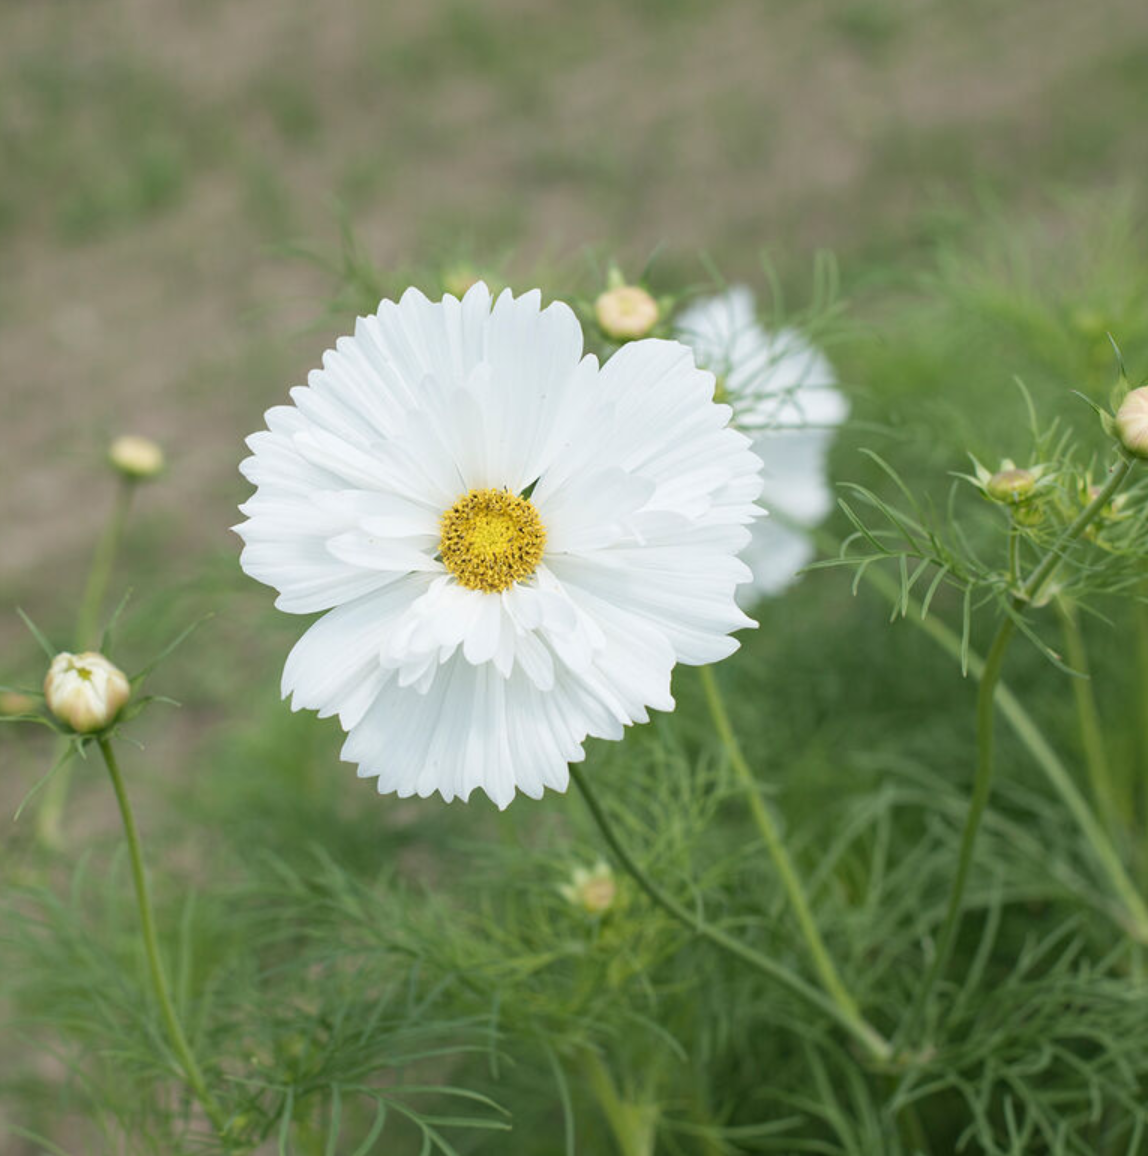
left=675, top=287, right=848, bottom=603
left=236, top=283, right=762, bottom=809
left=43, top=651, right=130, bottom=733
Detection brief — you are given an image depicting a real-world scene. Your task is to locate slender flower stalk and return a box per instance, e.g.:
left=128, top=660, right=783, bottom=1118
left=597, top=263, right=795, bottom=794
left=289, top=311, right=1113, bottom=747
left=848, top=553, right=1148, bottom=943
left=97, top=738, right=226, bottom=1136
left=568, top=764, right=892, bottom=1062
left=1136, top=595, right=1148, bottom=889
left=581, top=1051, right=658, bottom=1156
left=77, top=481, right=135, bottom=651
left=698, top=663, right=890, bottom=1061
left=901, top=454, right=1137, bottom=1044
left=37, top=482, right=136, bottom=846
left=1056, top=598, right=1120, bottom=837
left=1007, top=522, right=1021, bottom=590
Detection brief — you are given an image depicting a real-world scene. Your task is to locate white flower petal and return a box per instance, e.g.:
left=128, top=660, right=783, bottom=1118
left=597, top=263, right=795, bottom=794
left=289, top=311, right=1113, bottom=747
left=238, top=283, right=764, bottom=806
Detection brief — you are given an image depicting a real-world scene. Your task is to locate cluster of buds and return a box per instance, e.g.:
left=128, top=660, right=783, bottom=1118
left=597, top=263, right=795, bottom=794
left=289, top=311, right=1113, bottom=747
left=559, top=860, right=617, bottom=916
left=1079, top=471, right=1131, bottom=527
left=43, top=652, right=130, bottom=734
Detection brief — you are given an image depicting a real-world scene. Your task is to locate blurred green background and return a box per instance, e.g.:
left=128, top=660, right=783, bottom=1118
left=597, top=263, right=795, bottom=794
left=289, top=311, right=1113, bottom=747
left=5, top=1, right=1148, bottom=1151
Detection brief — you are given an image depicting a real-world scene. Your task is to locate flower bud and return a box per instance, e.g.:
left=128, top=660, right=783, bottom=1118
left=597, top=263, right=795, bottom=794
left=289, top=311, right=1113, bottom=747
left=108, top=435, right=165, bottom=480
left=594, top=285, right=659, bottom=341
left=986, top=467, right=1036, bottom=504
left=1115, top=387, right=1148, bottom=459
left=560, top=861, right=617, bottom=915
left=43, top=652, right=130, bottom=733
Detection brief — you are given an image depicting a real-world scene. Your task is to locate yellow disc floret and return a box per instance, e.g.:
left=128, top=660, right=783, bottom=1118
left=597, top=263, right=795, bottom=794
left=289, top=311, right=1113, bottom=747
left=440, top=488, right=546, bottom=593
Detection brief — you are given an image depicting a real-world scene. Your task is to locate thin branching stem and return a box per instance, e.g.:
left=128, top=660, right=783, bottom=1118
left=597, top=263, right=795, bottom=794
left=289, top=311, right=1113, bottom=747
left=853, top=558, right=1148, bottom=943
left=698, top=664, right=891, bottom=1063
left=568, top=764, right=892, bottom=1062
left=900, top=454, right=1138, bottom=1044
left=97, top=737, right=227, bottom=1138
left=1056, top=597, right=1120, bottom=837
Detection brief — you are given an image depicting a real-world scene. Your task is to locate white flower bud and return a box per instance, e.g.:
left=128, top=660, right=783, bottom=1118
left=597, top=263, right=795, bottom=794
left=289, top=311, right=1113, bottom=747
left=559, top=861, right=617, bottom=915
left=108, top=435, right=165, bottom=480
left=1115, top=387, right=1148, bottom=459
left=43, top=652, right=130, bottom=733
left=594, top=285, right=659, bottom=341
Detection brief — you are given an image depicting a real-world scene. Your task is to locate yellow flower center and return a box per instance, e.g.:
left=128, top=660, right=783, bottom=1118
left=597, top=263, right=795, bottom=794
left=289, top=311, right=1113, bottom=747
left=440, top=488, right=546, bottom=593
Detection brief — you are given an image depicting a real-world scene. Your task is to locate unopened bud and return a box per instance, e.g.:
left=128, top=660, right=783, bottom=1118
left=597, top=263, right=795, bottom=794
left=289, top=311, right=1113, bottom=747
left=986, top=467, right=1036, bottom=504
left=43, top=652, right=130, bottom=733
left=1115, top=387, right=1148, bottom=459
left=109, top=435, right=165, bottom=480
left=560, top=861, right=617, bottom=915
left=595, top=285, right=659, bottom=341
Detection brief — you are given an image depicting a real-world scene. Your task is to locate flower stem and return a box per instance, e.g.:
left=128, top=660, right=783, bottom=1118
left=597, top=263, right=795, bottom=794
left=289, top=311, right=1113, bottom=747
left=77, top=481, right=135, bottom=650
left=97, top=737, right=226, bottom=1136
left=581, top=1051, right=658, bottom=1156
left=842, top=549, right=1148, bottom=944
left=37, top=482, right=135, bottom=847
left=899, top=454, right=1137, bottom=1043
left=899, top=616, right=1015, bottom=1044
left=698, top=663, right=890, bottom=1060
left=568, top=763, right=891, bottom=1063
left=1056, top=597, right=1120, bottom=837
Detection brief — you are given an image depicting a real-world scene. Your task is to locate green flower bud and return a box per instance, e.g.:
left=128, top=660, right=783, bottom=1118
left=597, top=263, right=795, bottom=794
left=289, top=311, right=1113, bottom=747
left=986, top=467, right=1036, bottom=504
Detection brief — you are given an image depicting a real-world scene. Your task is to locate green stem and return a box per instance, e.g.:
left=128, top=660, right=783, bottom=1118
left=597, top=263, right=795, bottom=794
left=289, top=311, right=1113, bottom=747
left=581, top=1051, right=658, bottom=1156
left=1007, top=523, right=1020, bottom=591
left=1056, top=598, right=1120, bottom=837
left=898, top=454, right=1137, bottom=1043
left=847, top=557, right=1148, bottom=943
left=98, top=738, right=227, bottom=1137
left=698, top=664, right=890, bottom=1061
left=568, top=764, right=891, bottom=1063
left=1021, top=457, right=1135, bottom=604
left=77, top=481, right=134, bottom=650
left=1135, top=596, right=1148, bottom=890
left=38, top=482, right=136, bottom=847
left=899, top=617, right=1015, bottom=1043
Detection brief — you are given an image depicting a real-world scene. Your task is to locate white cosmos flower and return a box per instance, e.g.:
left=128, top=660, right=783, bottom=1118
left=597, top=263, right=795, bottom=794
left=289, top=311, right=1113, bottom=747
left=675, top=286, right=848, bottom=603
left=236, top=283, right=763, bottom=809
